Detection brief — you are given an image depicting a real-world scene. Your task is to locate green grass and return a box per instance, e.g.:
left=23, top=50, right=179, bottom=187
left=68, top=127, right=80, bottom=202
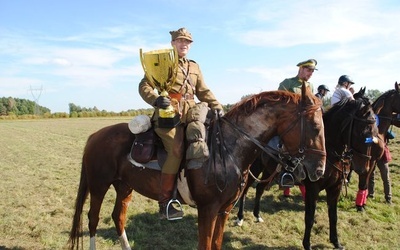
left=0, top=118, right=399, bottom=249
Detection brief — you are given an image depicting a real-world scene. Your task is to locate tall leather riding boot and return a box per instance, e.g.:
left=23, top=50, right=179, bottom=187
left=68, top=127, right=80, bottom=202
left=159, top=173, right=184, bottom=220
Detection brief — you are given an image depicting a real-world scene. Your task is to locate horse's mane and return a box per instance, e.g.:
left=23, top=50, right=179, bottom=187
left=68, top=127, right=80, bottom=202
left=324, top=98, right=368, bottom=130
left=224, top=91, right=301, bottom=119
left=372, top=89, right=397, bottom=108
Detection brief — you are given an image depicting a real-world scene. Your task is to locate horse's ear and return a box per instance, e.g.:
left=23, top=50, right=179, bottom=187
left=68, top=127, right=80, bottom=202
left=361, top=87, right=366, bottom=95
left=395, top=82, right=399, bottom=92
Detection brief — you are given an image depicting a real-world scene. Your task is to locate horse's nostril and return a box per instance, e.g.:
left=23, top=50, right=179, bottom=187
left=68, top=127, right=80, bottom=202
left=316, top=169, right=324, bottom=177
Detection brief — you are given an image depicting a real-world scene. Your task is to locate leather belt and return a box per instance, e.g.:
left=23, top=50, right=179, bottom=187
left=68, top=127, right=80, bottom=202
left=169, top=93, right=194, bottom=101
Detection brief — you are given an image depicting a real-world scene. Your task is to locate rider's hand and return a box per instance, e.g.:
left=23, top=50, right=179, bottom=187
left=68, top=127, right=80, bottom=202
left=215, top=109, right=224, bottom=117
left=155, top=96, right=171, bottom=109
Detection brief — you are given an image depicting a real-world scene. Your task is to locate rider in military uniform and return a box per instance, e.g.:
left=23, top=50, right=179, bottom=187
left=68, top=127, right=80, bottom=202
left=138, top=27, right=223, bottom=219
left=278, top=59, right=317, bottom=94
left=276, top=59, right=317, bottom=199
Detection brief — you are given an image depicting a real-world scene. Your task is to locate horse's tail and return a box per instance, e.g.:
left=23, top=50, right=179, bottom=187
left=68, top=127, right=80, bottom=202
left=68, top=159, right=89, bottom=250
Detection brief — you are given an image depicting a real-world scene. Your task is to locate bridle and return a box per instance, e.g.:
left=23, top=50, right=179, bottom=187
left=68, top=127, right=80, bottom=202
left=221, top=98, right=325, bottom=180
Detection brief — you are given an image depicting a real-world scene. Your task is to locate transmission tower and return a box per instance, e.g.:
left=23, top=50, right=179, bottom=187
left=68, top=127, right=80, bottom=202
left=29, top=85, right=43, bottom=115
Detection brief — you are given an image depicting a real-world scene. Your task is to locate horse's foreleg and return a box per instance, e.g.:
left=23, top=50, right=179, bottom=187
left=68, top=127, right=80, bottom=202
left=253, top=181, right=268, bottom=223
left=302, top=183, right=318, bottom=250
left=113, top=182, right=133, bottom=250
left=197, top=205, right=218, bottom=250
left=235, top=194, right=246, bottom=226
left=212, top=205, right=233, bottom=250
left=327, top=186, right=343, bottom=249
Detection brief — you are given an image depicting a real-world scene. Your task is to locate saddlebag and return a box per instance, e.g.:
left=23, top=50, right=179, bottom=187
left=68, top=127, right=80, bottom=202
left=131, top=128, right=156, bottom=163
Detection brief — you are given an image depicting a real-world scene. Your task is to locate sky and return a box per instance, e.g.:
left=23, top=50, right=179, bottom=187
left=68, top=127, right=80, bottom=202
left=1, top=0, right=400, bottom=113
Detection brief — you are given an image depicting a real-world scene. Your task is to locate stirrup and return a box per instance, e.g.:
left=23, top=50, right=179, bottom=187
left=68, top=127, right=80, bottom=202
left=280, top=172, right=294, bottom=188
left=166, top=199, right=183, bottom=221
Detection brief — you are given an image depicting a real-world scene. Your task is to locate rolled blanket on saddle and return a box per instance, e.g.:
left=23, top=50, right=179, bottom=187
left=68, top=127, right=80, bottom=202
left=186, top=102, right=209, bottom=161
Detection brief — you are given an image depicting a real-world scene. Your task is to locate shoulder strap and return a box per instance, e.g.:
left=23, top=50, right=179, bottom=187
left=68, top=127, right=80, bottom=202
left=178, top=61, right=196, bottom=95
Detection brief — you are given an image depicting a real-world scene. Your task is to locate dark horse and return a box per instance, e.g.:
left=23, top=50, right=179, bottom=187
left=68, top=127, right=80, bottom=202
left=354, top=82, right=400, bottom=210
left=68, top=83, right=326, bottom=250
left=236, top=94, right=380, bottom=250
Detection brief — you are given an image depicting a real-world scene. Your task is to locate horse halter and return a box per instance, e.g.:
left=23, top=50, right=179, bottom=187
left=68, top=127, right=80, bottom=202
left=221, top=98, right=325, bottom=174
left=275, top=99, right=326, bottom=173
left=342, top=104, right=377, bottom=164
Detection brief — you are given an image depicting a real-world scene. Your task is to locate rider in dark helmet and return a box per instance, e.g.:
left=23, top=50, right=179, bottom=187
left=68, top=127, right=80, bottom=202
left=315, top=84, right=330, bottom=99
left=331, top=75, right=355, bottom=105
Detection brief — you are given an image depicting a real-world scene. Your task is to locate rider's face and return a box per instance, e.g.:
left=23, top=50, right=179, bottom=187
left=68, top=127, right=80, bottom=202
left=298, top=67, right=315, bottom=81
left=171, top=38, right=192, bottom=57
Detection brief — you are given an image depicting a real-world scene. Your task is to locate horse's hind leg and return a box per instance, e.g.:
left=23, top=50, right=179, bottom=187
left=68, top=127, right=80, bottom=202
left=88, top=185, right=110, bottom=250
left=112, top=181, right=133, bottom=250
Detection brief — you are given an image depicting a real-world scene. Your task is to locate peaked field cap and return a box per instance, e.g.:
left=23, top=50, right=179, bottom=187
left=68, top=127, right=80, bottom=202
left=170, top=27, right=193, bottom=42
left=297, top=59, right=318, bottom=70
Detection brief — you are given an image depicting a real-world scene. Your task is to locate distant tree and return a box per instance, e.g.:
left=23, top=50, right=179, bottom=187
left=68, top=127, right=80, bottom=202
left=365, top=89, right=382, bottom=102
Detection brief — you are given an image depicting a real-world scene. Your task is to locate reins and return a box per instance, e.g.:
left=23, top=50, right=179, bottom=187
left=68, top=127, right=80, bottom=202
left=220, top=100, right=324, bottom=186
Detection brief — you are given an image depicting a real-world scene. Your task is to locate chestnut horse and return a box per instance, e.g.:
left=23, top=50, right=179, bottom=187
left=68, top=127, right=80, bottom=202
left=354, top=82, right=400, bottom=210
left=68, top=83, right=326, bottom=250
left=235, top=94, right=380, bottom=249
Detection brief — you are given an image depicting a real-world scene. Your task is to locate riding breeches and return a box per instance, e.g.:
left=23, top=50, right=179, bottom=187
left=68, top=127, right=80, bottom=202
left=155, top=125, right=184, bottom=174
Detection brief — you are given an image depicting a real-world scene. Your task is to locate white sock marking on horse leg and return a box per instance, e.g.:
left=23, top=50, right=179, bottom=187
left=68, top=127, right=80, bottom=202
left=120, top=230, right=132, bottom=250
left=90, top=236, right=96, bottom=250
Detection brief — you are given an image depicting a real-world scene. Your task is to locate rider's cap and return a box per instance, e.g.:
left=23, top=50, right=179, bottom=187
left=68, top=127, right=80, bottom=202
left=170, top=28, right=193, bottom=42
left=297, top=59, right=318, bottom=70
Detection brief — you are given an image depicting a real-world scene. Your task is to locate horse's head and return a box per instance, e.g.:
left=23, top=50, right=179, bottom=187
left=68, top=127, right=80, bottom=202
left=372, top=81, right=400, bottom=116
left=223, top=82, right=326, bottom=182
left=324, top=98, right=379, bottom=175
left=277, top=82, right=326, bottom=182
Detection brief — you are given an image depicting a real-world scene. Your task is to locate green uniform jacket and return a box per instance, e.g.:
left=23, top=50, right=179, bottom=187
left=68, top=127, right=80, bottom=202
left=278, top=76, right=313, bottom=94
left=139, top=58, right=222, bottom=124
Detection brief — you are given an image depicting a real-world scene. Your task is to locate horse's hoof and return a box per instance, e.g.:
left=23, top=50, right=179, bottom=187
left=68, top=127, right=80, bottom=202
left=235, top=219, right=244, bottom=226
left=256, top=217, right=264, bottom=223
left=333, top=242, right=344, bottom=250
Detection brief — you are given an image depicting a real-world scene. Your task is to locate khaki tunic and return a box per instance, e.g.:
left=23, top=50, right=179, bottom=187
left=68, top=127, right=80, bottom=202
left=139, top=57, right=222, bottom=125
left=138, top=57, right=222, bottom=174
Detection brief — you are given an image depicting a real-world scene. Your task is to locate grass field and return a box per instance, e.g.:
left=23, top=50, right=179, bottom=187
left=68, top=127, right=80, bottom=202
left=0, top=118, right=399, bottom=249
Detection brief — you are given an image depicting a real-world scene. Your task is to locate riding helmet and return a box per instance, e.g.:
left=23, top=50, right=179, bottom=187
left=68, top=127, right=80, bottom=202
left=338, top=75, right=354, bottom=85
left=317, top=85, right=330, bottom=91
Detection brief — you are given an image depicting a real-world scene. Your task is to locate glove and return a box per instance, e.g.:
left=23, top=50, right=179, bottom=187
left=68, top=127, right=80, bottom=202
left=155, top=96, right=170, bottom=109
left=215, top=109, right=224, bottom=117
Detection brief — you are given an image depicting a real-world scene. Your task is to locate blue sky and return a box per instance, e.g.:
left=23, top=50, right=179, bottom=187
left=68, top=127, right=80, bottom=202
left=1, top=0, right=400, bottom=113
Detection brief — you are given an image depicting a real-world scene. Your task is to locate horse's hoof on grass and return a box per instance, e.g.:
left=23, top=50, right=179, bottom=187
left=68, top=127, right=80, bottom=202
left=235, top=219, right=243, bottom=226
left=256, top=217, right=264, bottom=223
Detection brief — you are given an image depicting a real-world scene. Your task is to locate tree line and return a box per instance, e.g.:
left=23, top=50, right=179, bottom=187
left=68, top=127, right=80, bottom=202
left=0, top=89, right=382, bottom=119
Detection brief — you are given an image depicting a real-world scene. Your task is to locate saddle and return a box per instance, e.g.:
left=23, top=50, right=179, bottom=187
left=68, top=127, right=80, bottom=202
left=129, top=102, right=211, bottom=170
